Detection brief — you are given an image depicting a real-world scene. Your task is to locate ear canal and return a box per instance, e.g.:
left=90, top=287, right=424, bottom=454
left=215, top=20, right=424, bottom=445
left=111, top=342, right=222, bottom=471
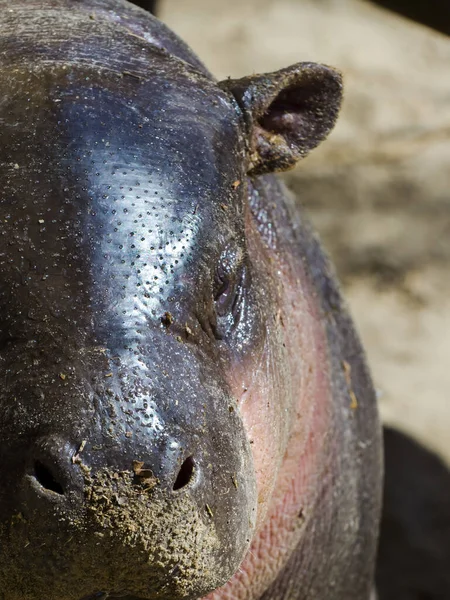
left=219, top=62, right=343, bottom=176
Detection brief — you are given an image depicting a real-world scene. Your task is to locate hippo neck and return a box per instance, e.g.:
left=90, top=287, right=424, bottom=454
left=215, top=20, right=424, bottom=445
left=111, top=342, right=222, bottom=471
left=0, top=0, right=212, bottom=79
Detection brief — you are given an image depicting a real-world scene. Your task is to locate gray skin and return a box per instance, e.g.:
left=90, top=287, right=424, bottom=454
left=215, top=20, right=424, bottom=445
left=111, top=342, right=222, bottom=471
left=0, top=1, right=382, bottom=599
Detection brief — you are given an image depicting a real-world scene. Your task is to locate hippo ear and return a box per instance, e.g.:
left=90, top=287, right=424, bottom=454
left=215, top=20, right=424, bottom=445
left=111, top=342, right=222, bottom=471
left=219, top=62, right=343, bottom=176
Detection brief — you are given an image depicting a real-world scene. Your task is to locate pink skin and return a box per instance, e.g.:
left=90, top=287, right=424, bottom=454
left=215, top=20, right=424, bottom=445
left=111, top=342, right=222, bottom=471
left=203, top=192, right=335, bottom=600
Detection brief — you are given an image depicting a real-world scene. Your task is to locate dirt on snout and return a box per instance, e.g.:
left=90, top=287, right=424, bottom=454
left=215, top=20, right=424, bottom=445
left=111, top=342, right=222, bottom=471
left=80, top=465, right=221, bottom=598
left=0, top=465, right=221, bottom=600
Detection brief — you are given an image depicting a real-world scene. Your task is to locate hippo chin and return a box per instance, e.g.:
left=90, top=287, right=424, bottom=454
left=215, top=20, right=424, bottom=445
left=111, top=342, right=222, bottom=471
left=0, top=1, right=382, bottom=599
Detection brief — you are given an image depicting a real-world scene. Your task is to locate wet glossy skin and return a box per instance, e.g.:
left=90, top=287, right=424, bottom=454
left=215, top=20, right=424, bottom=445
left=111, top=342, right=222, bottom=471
left=0, top=2, right=382, bottom=599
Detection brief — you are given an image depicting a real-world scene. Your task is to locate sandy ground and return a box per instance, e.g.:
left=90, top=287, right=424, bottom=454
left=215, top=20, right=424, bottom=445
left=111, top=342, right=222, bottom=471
left=160, top=0, right=450, bottom=464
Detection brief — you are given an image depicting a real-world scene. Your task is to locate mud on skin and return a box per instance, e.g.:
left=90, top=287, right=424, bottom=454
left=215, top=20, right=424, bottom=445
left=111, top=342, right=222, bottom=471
left=0, top=1, right=382, bottom=600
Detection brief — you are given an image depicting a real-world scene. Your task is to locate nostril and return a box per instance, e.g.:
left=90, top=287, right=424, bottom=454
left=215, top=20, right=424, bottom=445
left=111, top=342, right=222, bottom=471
left=33, top=460, right=65, bottom=495
left=173, top=456, right=195, bottom=491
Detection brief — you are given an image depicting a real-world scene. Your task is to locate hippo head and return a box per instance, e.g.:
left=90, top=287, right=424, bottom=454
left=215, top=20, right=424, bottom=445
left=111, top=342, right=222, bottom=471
left=0, top=6, right=358, bottom=600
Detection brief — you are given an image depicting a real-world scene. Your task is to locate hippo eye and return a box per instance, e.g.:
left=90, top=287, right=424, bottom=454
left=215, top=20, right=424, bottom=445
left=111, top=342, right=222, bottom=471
left=213, top=247, right=245, bottom=338
left=214, top=268, right=237, bottom=317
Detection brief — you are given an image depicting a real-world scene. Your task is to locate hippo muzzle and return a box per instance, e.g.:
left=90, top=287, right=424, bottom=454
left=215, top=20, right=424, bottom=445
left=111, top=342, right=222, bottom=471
left=0, top=332, right=256, bottom=599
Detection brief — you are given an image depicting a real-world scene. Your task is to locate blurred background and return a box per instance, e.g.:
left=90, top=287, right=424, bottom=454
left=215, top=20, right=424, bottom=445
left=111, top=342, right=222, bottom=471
left=158, top=0, right=450, bottom=464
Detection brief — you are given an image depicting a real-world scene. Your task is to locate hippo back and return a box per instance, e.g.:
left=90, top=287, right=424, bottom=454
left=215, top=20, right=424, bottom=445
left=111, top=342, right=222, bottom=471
left=0, top=0, right=210, bottom=78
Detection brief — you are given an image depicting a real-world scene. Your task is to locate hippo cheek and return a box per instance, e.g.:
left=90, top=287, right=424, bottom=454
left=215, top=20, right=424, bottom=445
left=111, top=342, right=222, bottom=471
left=207, top=328, right=333, bottom=600
left=224, top=337, right=292, bottom=531
left=205, top=217, right=336, bottom=599
left=217, top=215, right=294, bottom=530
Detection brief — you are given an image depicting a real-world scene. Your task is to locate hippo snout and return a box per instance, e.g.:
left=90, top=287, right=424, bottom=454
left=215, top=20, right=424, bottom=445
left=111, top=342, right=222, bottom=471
left=0, top=341, right=257, bottom=600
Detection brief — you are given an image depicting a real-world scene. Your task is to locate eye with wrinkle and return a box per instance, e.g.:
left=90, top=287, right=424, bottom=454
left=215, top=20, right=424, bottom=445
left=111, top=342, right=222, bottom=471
left=214, top=266, right=236, bottom=317
left=213, top=245, right=245, bottom=338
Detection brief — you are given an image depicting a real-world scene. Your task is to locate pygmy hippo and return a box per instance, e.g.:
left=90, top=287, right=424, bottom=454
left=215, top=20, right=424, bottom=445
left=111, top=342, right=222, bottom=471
left=0, top=1, right=382, bottom=599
